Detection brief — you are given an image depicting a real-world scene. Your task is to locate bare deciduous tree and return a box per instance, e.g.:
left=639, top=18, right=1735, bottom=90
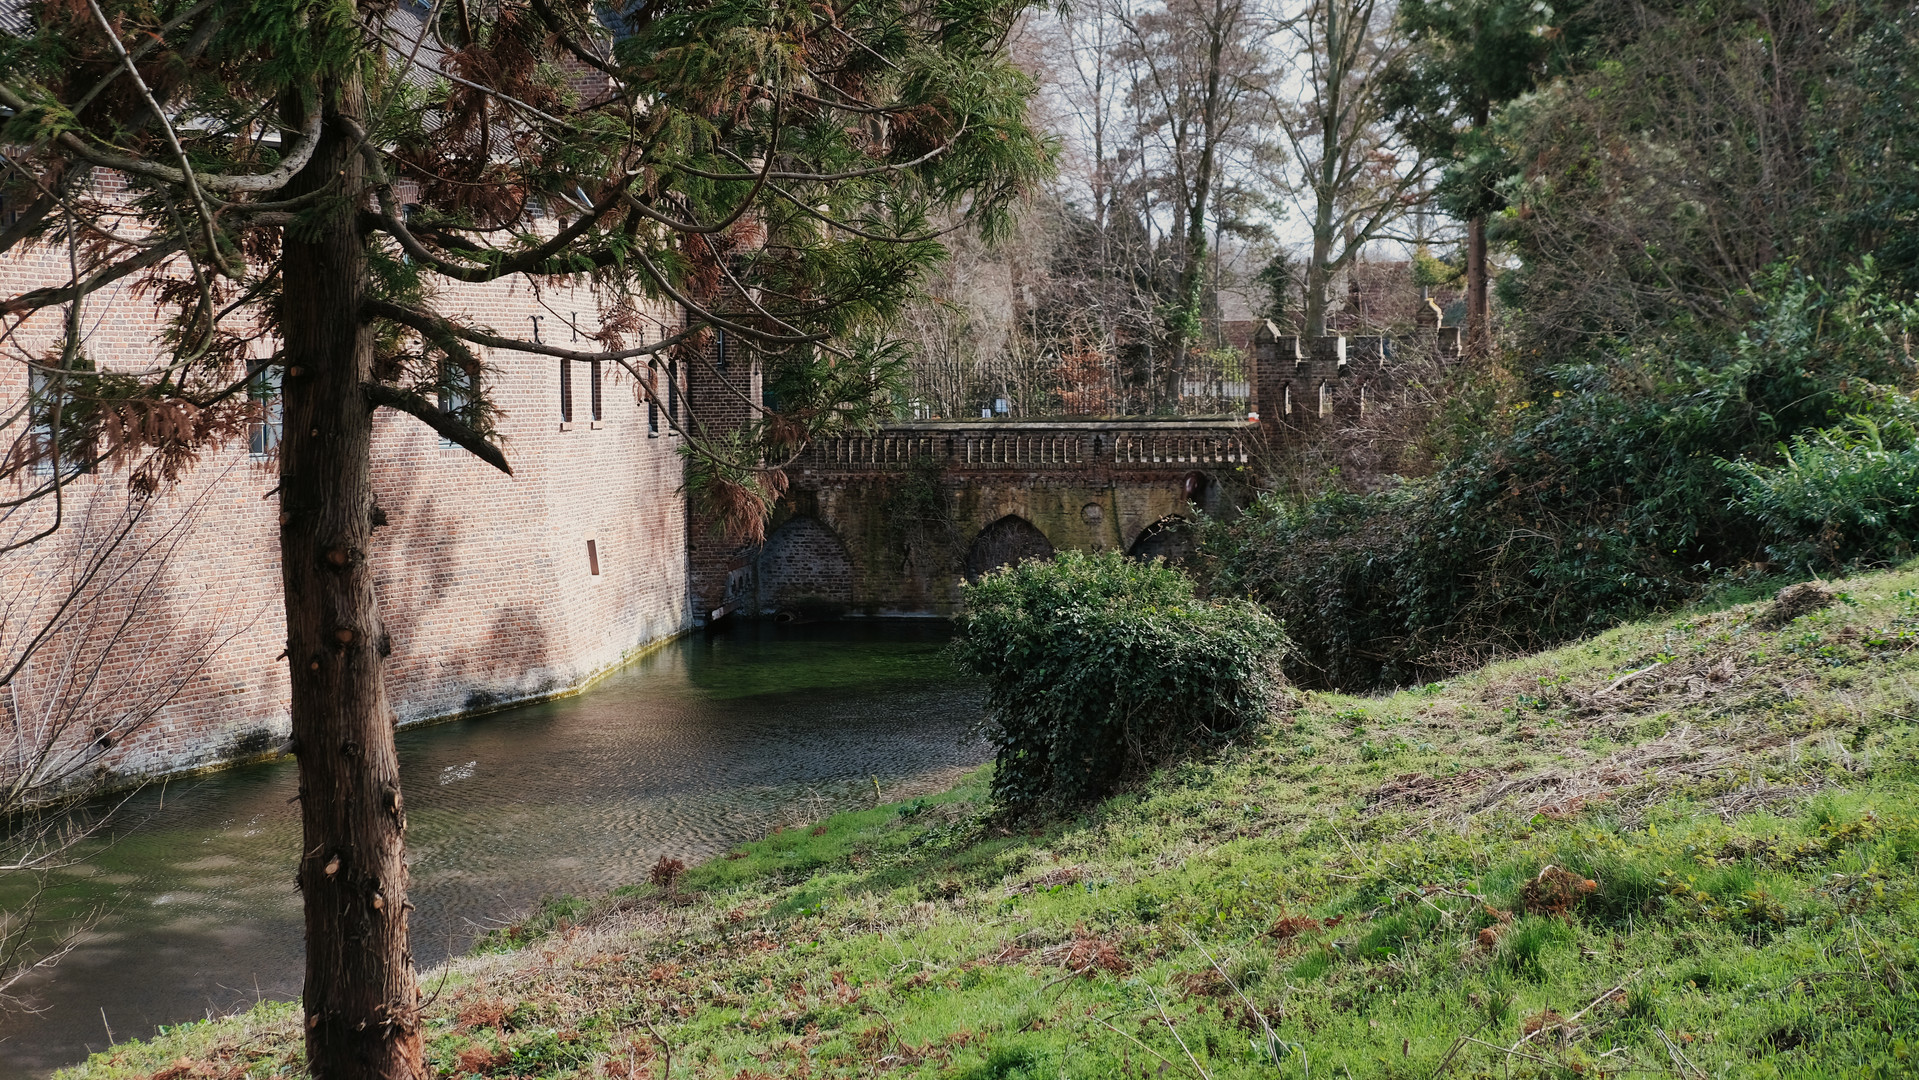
left=1495, top=0, right=1872, bottom=342
left=1, top=484, right=234, bottom=1009
left=1108, top=0, right=1275, bottom=395
left=1270, top=0, right=1434, bottom=337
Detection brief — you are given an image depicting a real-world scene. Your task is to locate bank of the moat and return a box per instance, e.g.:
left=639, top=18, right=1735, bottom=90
left=1, top=621, right=985, bottom=1078
left=53, top=564, right=1919, bottom=1080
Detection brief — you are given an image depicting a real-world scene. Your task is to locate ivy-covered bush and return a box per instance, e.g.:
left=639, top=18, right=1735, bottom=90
left=950, top=551, right=1286, bottom=812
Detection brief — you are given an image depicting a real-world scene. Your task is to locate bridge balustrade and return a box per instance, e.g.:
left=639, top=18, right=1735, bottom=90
left=1112, top=433, right=1251, bottom=465
left=796, top=421, right=1252, bottom=473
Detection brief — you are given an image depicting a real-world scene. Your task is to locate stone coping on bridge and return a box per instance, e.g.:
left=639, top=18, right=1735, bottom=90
left=797, top=417, right=1257, bottom=470
left=871, top=417, right=1252, bottom=431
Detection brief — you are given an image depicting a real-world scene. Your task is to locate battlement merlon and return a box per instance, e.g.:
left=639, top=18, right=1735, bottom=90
left=1248, top=322, right=1462, bottom=436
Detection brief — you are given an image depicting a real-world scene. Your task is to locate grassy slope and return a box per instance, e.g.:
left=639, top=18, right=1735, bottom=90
left=61, top=568, right=1919, bottom=1080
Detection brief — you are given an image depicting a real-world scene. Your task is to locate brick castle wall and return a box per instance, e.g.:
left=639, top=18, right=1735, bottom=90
left=1249, top=326, right=1461, bottom=443
left=1, top=244, right=690, bottom=783
left=682, top=327, right=763, bottom=622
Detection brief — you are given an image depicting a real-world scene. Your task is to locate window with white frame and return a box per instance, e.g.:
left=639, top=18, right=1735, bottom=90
left=248, top=364, right=283, bottom=458
left=438, top=359, right=473, bottom=448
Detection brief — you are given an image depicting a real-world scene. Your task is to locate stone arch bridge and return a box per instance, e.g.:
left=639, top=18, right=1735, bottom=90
left=691, top=419, right=1256, bottom=620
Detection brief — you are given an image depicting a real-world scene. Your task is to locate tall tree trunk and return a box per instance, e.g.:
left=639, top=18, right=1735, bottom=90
left=1305, top=223, right=1333, bottom=337
left=1306, top=0, right=1341, bottom=340
left=1465, top=213, right=1489, bottom=356
left=1167, top=7, right=1230, bottom=406
left=1168, top=237, right=1206, bottom=403
left=278, top=75, right=424, bottom=1080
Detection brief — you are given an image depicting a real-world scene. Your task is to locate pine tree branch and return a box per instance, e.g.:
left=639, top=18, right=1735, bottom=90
left=362, top=298, right=696, bottom=362
left=0, top=242, right=181, bottom=315
left=0, top=81, right=324, bottom=195
left=363, top=383, right=512, bottom=475
left=678, top=130, right=964, bottom=183
left=0, top=189, right=59, bottom=257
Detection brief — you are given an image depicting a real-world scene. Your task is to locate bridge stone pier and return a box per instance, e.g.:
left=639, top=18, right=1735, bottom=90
left=690, top=419, right=1255, bottom=620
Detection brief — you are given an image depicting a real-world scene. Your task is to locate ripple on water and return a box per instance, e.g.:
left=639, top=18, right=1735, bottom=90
left=0, top=620, right=985, bottom=1078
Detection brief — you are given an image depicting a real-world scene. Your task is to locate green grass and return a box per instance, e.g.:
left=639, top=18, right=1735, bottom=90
left=58, top=567, right=1919, bottom=1079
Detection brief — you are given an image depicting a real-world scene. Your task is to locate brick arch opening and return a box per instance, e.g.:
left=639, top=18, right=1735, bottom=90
left=1128, top=515, right=1195, bottom=566
left=757, top=515, right=853, bottom=616
left=964, top=515, right=1055, bottom=581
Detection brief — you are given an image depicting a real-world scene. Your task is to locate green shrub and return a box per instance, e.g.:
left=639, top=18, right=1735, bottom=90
left=949, top=551, right=1286, bottom=811
left=1726, top=408, right=1919, bottom=570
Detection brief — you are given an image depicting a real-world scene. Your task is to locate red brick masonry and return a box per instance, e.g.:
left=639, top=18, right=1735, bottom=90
left=1, top=243, right=691, bottom=782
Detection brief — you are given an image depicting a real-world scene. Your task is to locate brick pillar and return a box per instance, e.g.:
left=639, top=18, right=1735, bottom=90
left=1304, top=335, right=1345, bottom=424
left=681, top=318, right=764, bottom=624
left=1250, top=320, right=1296, bottom=444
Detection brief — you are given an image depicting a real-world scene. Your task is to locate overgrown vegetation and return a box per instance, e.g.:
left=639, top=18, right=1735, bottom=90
left=1197, top=0, right=1919, bottom=692
left=950, top=552, right=1285, bottom=810
left=1725, top=406, right=1919, bottom=573
left=61, top=562, right=1919, bottom=1079
left=1206, top=266, right=1919, bottom=690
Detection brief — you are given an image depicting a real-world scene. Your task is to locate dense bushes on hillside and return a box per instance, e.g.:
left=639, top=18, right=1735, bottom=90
left=1203, top=0, right=1919, bottom=691
left=1207, top=266, right=1919, bottom=690
left=950, top=552, right=1285, bottom=810
left=1726, top=408, right=1919, bottom=572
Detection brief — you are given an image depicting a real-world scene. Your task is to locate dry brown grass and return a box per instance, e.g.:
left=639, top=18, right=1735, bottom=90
left=1342, top=578, right=1919, bottom=836
left=452, top=1042, right=513, bottom=1075
left=144, top=1060, right=247, bottom=1080
left=1519, top=867, right=1599, bottom=919
left=452, top=995, right=511, bottom=1032
left=1031, top=935, right=1128, bottom=976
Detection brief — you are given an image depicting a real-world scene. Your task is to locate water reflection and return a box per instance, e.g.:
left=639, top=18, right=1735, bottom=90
left=0, top=620, right=983, bottom=1076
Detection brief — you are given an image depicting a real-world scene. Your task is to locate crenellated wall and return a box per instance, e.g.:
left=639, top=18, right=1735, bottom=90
left=1248, top=322, right=1462, bottom=445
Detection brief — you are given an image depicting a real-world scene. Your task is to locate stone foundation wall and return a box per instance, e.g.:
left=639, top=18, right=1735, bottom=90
left=757, top=515, right=854, bottom=612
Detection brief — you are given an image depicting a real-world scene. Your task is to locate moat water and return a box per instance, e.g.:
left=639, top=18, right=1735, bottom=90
left=0, top=620, right=985, bottom=1077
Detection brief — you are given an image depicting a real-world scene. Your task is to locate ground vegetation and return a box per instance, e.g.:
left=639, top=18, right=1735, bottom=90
left=57, top=562, right=1919, bottom=1079
left=949, top=551, right=1284, bottom=810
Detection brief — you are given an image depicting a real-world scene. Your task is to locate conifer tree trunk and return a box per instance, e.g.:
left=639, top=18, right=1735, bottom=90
left=277, top=75, right=424, bottom=1080
left=1465, top=214, right=1489, bottom=356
